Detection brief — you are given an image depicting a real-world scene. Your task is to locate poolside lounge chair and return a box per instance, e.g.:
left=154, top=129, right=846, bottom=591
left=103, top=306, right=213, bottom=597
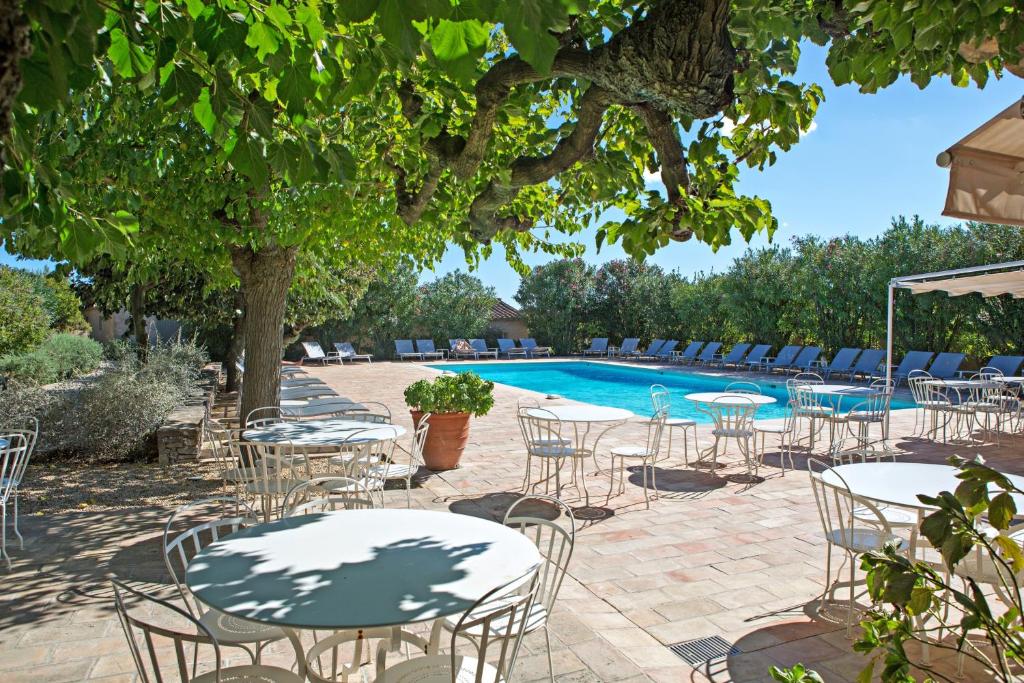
left=985, top=355, right=1024, bottom=376
left=787, top=346, right=822, bottom=374
left=652, top=340, right=679, bottom=361
left=497, top=338, right=528, bottom=359
left=879, top=350, right=935, bottom=386
left=582, top=338, right=609, bottom=357
left=394, top=339, right=424, bottom=361
left=629, top=339, right=664, bottom=360
left=704, top=342, right=741, bottom=368
left=926, top=352, right=965, bottom=380
left=761, top=345, right=803, bottom=373
left=300, top=341, right=341, bottom=365
left=334, top=342, right=373, bottom=363
left=415, top=339, right=446, bottom=360
left=846, top=349, right=886, bottom=380
left=741, top=344, right=773, bottom=371
left=520, top=338, right=553, bottom=358
left=617, top=338, right=640, bottom=357
left=819, top=348, right=861, bottom=379
left=672, top=341, right=704, bottom=364
left=469, top=339, right=499, bottom=359
left=449, top=339, right=478, bottom=360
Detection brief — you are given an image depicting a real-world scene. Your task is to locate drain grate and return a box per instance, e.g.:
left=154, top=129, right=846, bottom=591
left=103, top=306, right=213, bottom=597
left=668, top=636, right=740, bottom=665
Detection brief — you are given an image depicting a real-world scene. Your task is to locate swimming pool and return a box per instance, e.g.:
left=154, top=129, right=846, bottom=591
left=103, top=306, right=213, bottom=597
left=429, top=361, right=913, bottom=422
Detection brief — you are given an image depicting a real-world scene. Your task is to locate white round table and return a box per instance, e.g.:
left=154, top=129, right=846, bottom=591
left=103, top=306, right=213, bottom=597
left=244, top=418, right=406, bottom=446
left=185, top=509, right=542, bottom=629
left=821, top=462, right=1024, bottom=510
left=684, top=392, right=776, bottom=406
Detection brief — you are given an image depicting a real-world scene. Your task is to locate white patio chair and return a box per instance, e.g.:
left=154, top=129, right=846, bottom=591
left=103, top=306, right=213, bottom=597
left=238, top=441, right=311, bottom=521
left=204, top=419, right=258, bottom=499
left=969, top=380, right=1017, bottom=445
left=907, top=369, right=936, bottom=437
left=843, top=379, right=893, bottom=448
left=327, top=427, right=399, bottom=506
left=517, top=407, right=584, bottom=502
left=370, top=413, right=429, bottom=508
left=0, top=416, right=37, bottom=560
left=282, top=476, right=376, bottom=516
left=112, top=579, right=303, bottom=683
left=162, top=496, right=287, bottom=663
left=608, top=408, right=668, bottom=509
left=696, top=396, right=758, bottom=477
left=0, top=432, right=30, bottom=569
left=787, top=373, right=830, bottom=447
left=347, top=401, right=392, bottom=423
left=375, top=572, right=541, bottom=683
left=245, top=406, right=286, bottom=428
left=724, top=381, right=762, bottom=394
left=650, top=384, right=697, bottom=465
left=429, top=494, right=575, bottom=683
left=807, top=459, right=903, bottom=636
left=752, top=400, right=796, bottom=475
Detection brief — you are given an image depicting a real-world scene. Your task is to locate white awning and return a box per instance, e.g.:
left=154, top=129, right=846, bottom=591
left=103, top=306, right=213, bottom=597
left=891, top=260, right=1024, bottom=299
left=938, top=98, right=1024, bottom=227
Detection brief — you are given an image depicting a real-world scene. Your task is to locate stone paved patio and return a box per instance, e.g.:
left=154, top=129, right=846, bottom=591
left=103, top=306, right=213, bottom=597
left=2, top=359, right=1020, bottom=682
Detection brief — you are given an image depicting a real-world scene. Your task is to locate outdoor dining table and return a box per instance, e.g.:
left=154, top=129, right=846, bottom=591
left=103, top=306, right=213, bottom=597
left=794, top=383, right=882, bottom=449
left=184, top=509, right=542, bottom=657
left=683, top=391, right=777, bottom=406
left=243, top=418, right=406, bottom=447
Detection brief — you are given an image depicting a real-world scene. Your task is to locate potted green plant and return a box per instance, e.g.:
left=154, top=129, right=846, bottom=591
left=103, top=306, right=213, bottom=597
left=404, top=372, right=495, bottom=471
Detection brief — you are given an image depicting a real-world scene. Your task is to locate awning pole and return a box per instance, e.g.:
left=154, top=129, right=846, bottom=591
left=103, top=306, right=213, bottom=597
left=886, top=282, right=894, bottom=388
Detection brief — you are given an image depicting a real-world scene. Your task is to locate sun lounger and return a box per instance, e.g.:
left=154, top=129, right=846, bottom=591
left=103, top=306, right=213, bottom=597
left=449, top=339, right=478, bottom=359
left=702, top=342, right=736, bottom=367
left=761, top=345, right=802, bottom=373
left=415, top=339, right=446, bottom=360
left=617, top=338, right=640, bottom=357
left=878, top=350, right=934, bottom=385
left=629, top=339, right=664, bottom=360
left=672, top=341, right=704, bottom=364
left=741, top=344, right=773, bottom=371
left=582, top=338, right=609, bottom=357
left=469, top=339, right=499, bottom=359
left=280, top=385, right=338, bottom=400
left=300, top=341, right=341, bottom=365
left=281, top=398, right=365, bottom=419
left=926, top=352, right=965, bottom=380
left=334, top=342, right=373, bottom=363
left=787, top=346, right=822, bottom=373
left=394, top=339, right=424, bottom=361
left=846, top=349, right=885, bottom=380
left=819, top=348, right=861, bottom=379
left=496, top=338, right=528, bottom=358
left=653, top=340, right=679, bottom=360
left=984, top=355, right=1024, bottom=377
left=520, top=338, right=553, bottom=358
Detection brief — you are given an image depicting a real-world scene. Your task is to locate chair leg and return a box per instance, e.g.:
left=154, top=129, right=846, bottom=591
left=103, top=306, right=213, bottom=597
left=544, top=626, right=555, bottom=683
left=13, top=492, right=22, bottom=549
left=1, top=504, right=8, bottom=570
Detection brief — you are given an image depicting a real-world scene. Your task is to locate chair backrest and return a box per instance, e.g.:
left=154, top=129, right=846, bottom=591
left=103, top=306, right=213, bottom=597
left=807, top=458, right=893, bottom=547
left=246, top=405, right=284, bottom=428
left=619, top=338, right=640, bottom=355
left=112, top=579, right=223, bottom=683
left=772, top=345, right=802, bottom=366
left=650, top=384, right=671, bottom=414
left=894, top=350, right=934, bottom=375
left=988, top=355, right=1024, bottom=377
left=851, top=380, right=894, bottom=419
left=416, top=339, right=437, bottom=353
left=349, top=401, right=392, bottom=422
left=162, top=496, right=259, bottom=617
left=829, top=347, right=861, bottom=370
left=497, top=338, right=517, bottom=352
left=334, top=342, right=356, bottom=357
left=656, top=340, right=679, bottom=356
left=0, top=433, right=30, bottom=502
left=643, top=407, right=669, bottom=456
left=644, top=339, right=665, bottom=355
left=793, top=346, right=821, bottom=368
left=395, top=339, right=416, bottom=354
left=677, top=341, right=702, bottom=359
left=410, top=412, right=431, bottom=467
left=853, top=349, right=886, bottom=374
left=745, top=344, right=772, bottom=363
left=927, top=352, right=965, bottom=379
left=469, top=339, right=490, bottom=353
left=520, top=338, right=537, bottom=349
left=204, top=418, right=237, bottom=474
left=517, top=407, right=572, bottom=458
left=503, top=495, right=575, bottom=616
left=712, top=342, right=744, bottom=362
left=725, top=381, right=762, bottom=395
left=587, top=337, right=609, bottom=352
left=302, top=341, right=326, bottom=359
left=448, top=571, right=542, bottom=683
left=907, top=370, right=933, bottom=406
left=707, top=395, right=756, bottom=434
left=283, top=476, right=376, bottom=516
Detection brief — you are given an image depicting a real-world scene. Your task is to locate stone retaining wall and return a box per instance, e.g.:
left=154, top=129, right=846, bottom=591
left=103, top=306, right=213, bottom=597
left=157, top=363, right=221, bottom=465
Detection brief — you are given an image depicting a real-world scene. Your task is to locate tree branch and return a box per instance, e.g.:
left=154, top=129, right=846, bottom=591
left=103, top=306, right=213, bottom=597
left=633, top=103, right=692, bottom=241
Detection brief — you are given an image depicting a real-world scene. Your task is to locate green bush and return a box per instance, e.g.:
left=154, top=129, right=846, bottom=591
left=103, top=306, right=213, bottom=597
left=37, top=275, right=91, bottom=334
left=0, top=333, right=103, bottom=385
left=0, top=352, right=58, bottom=384
left=404, top=372, right=495, bottom=416
left=0, top=267, right=50, bottom=355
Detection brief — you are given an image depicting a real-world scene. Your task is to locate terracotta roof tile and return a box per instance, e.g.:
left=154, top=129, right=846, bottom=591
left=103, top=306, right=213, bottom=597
left=491, top=299, right=521, bottom=320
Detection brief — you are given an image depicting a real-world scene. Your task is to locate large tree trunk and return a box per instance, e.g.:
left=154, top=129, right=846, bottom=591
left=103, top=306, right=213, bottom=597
left=224, top=289, right=245, bottom=393
left=231, top=243, right=297, bottom=424
left=129, top=282, right=150, bottom=360
left=0, top=2, right=30, bottom=180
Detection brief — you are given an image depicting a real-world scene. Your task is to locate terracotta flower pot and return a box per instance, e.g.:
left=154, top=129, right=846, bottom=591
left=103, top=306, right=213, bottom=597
left=411, top=410, right=471, bottom=471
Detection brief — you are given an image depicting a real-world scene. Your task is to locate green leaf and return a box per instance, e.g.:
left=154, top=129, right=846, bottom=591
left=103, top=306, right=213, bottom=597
left=192, top=88, right=216, bottom=135
left=339, top=0, right=381, bottom=23
left=19, top=53, right=61, bottom=109
left=228, top=136, right=269, bottom=187
left=989, top=492, right=1016, bottom=530
left=108, top=27, right=153, bottom=78
left=245, top=21, right=281, bottom=61
left=430, top=19, right=488, bottom=61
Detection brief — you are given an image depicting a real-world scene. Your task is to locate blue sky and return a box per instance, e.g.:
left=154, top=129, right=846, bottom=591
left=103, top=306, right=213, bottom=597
left=424, top=44, right=1024, bottom=301
left=5, top=44, right=1020, bottom=298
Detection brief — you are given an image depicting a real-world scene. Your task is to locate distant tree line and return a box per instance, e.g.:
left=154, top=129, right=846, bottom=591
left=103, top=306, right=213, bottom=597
left=515, top=218, right=1024, bottom=363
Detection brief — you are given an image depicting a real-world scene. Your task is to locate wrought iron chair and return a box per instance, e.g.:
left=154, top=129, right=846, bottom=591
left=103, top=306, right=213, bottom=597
left=608, top=407, right=668, bottom=508
left=650, top=384, right=697, bottom=465
left=370, top=414, right=430, bottom=507
left=282, top=476, right=376, bottom=516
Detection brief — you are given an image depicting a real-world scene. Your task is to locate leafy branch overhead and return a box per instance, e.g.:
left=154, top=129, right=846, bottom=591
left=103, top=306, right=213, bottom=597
left=2, top=0, right=1023, bottom=264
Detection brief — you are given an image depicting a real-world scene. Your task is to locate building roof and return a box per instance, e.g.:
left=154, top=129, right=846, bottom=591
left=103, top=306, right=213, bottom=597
left=491, top=299, right=521, bottom=320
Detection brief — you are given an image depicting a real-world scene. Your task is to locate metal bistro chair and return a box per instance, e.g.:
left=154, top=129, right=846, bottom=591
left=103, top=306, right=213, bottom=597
left=650, top=384, right=697, bottom=464
left=0, top=432, right=30, bottom=569
left=0, top=417, right=37, bottom=559
left=238, top=440, right=311, bottom=521
left=517, top=406, right=583, bottom=503
left=807, top=459, right=903, bottom=637
left=374, top=572, right=542, bottom=683
left=752, top=400, right=797, bottom=476
left=327, top=426, right=399, bottom=506
left=724, top=381, right=762, bottom=395
left=112, top=579, right=303, bottom=683
left=697, top=395, right=758, bottom=478
left=162, top=496, right=287, bottom=665
left=608, top=407, right=668, bottom=509
left=370, top=414, right=430, bottom=508
left=786, top=373, right=829, bottom=448
left=282, top=476, right=376, bottom=516
left=430, top=495, right=575, bottom=683
left=844, top=379, right=894, bottom=449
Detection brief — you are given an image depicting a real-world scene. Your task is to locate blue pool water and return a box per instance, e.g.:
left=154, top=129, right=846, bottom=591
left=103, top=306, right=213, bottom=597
left=430, top=361, right=913, bottom=422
